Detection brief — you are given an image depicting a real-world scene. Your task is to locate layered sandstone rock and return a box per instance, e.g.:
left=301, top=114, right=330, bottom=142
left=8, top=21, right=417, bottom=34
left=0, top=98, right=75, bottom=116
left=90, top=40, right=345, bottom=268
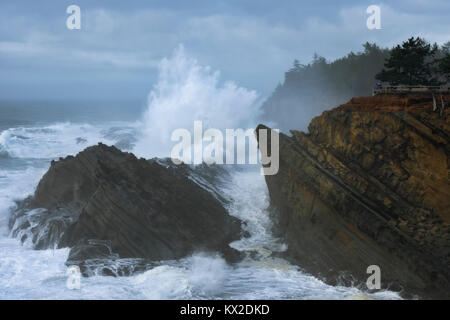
left=257, top=95, right=450, bottom=299
left=9, top=144, right=242, bottom=270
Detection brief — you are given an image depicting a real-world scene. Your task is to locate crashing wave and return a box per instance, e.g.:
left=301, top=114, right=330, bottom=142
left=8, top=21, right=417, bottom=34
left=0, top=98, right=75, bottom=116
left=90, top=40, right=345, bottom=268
left=0, top=146, right=10, bottom=159
left=8, top=198, right=82, bottom=249
left=0, top=123, right=139, bottom=159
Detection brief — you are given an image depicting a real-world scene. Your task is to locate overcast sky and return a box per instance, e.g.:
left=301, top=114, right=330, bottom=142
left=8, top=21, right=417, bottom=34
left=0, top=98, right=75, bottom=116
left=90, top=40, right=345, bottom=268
left=1, top=0, right=449, bottom=101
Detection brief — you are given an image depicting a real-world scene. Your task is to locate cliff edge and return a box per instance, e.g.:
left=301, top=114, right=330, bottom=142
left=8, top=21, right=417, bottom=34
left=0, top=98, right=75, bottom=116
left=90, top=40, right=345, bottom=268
left=257, top=95, right=450, bottom=299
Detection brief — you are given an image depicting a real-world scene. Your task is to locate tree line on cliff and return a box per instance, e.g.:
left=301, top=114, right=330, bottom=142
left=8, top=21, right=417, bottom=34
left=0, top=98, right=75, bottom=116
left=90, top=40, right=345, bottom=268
left=260, top=37, right=450, bottom=132
left=376, top=37, right=450, bottom=85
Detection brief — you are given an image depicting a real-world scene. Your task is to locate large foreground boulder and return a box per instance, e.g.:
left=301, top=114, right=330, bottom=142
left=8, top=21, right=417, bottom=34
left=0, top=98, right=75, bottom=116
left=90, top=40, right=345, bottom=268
left=257, top=96, right=450, bottom=299
left=9, top=143, right=242, bottom=268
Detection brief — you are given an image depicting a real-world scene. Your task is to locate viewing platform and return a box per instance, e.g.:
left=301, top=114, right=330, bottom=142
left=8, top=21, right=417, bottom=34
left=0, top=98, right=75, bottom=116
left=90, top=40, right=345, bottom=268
left=373, top=85, right=450, bottom=96
left=367, top=86, right=449, bottom=115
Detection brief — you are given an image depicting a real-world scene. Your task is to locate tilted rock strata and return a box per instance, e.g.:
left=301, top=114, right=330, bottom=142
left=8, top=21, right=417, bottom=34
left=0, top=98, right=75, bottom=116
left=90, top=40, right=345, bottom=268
left=257, top=95, right=450, bottom=299
left=10, top=144, right=242, bottom=266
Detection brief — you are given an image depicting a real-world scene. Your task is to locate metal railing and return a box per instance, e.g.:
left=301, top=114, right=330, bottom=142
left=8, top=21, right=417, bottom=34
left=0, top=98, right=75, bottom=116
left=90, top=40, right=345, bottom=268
left=373, top=85, right=450, bottom=96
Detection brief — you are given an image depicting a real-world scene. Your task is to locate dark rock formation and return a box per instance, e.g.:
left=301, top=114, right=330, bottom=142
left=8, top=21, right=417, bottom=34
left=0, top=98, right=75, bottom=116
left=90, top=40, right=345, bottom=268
left=66, top=239, right=159, bottom=277
left=257, top=95, right=450, bottom=299
left=9, top=143, right=243, bottom=270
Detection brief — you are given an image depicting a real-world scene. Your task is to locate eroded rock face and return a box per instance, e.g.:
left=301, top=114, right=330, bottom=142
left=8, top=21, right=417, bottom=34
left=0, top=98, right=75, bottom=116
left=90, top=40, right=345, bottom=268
left=257, top=96, right=450, bottom=299
left=9, top=144, right=242, bottom=268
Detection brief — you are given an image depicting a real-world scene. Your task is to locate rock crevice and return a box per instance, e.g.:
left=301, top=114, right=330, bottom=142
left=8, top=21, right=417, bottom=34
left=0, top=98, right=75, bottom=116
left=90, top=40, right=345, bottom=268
left=9, top=143, right=243, bottom=271
left=258, top=96, right=450, bottom=299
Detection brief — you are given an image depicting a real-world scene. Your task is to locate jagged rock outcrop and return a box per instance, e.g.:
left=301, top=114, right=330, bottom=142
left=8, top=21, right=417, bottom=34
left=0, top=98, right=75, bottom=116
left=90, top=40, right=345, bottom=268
left=9, top=143, right=242, bottom=271
left=257, top=95, right=450, bottom=299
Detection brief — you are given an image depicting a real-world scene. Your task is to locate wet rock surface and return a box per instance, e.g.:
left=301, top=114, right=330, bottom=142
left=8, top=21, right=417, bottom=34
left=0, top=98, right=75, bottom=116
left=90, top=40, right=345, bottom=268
left=9, top=144, right=243, bottom=270
left=257, top=95, right=450, bottom=299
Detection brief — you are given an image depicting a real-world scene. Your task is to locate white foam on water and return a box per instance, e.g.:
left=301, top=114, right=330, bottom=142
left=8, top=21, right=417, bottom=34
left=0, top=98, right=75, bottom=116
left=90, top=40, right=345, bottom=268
left=224, top=169, right=286, bottom=253
left=0, top=156, right=402, bottom=299
left=0, top=121, right=138, bottom=236
left=0, top=166, right=48, bottom=236
left=0, top=48, right=403, bottom=300
left=0, top=122, right=135, bottom=159
left=0, top=233, right=402, bottom=300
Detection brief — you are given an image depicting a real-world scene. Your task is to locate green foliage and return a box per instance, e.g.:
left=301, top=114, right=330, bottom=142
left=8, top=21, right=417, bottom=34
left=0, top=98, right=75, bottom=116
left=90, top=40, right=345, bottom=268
left=260, top=42, right=390, bottom=131
left=260, top=38, right=449, bottom=132
left=439, top=55, right=450, bottom=80
left=438, top=42, right=450, bottom=81
left=375, top=37, right=439, bottom=85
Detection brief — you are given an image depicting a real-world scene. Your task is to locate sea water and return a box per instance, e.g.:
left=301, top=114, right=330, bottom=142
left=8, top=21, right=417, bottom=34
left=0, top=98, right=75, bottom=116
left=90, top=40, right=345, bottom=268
left=0, top=47, right=401, bottom=300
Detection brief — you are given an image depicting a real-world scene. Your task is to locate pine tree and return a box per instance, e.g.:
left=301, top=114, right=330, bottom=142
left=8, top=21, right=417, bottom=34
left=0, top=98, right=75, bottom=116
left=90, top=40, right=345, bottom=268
left=438, top=42, right=450, bottom=82
left=375, top=37, right=438, bottom=85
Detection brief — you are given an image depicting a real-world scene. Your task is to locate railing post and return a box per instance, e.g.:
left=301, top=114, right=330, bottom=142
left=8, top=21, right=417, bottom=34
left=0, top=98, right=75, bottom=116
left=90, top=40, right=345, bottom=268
left=432, top=93, right=437, bottom=112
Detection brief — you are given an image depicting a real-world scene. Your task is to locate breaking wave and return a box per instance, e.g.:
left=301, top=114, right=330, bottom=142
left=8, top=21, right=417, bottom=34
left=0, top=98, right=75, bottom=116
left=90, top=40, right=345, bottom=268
left=0, top=123, right=137, bottom=159
left=0, top=47, right=403, bottom=300
left=134, top=45, right=261, bottom=159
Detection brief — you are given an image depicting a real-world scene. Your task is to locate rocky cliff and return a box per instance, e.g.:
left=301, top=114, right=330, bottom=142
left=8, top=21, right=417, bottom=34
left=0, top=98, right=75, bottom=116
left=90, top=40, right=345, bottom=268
left=257, top=95, right=450, bottom=299
left=9, top=143, right=242, bottom=274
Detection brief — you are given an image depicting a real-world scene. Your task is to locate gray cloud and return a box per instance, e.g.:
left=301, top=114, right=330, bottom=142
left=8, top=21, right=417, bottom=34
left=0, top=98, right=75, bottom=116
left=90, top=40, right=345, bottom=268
left=0, top=1, right=449, bottom=100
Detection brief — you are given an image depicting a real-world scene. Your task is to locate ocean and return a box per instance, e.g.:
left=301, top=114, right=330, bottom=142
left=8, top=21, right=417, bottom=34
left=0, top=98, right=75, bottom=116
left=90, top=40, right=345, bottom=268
left=0, top=48, right=401, bottom=300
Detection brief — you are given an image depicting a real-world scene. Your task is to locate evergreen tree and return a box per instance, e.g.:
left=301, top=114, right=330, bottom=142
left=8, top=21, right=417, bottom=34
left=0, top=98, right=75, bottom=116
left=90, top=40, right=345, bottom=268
left=376, top=37, right=438, bottom=85
left=438, top=42, right=450, bottom=82
left=260, top=42, right=390, bottom=131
